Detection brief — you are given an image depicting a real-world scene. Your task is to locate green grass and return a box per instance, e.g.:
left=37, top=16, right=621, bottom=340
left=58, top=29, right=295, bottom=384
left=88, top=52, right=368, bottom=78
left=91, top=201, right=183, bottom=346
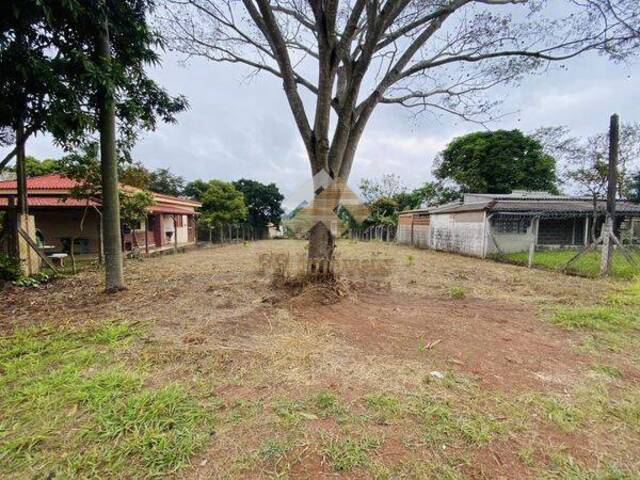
left=541, top=453, right=635, bottom=480
left=449, top=285, right=467, bottom=300
left=0, top=321, right=214, bottom=478
left=413, top=397, right=506, bottom=446
left=322, top=435, right=383, bottom=471
left=363, top=393, right=401, bottom=424
left=505, top=249, right=640, bottom=279
left=549, top=280, right=640, bottom=357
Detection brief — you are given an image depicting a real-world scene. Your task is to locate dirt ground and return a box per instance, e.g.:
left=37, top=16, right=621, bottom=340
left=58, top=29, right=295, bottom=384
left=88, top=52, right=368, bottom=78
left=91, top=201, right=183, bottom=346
left=1, top=239, right=638, bottom=479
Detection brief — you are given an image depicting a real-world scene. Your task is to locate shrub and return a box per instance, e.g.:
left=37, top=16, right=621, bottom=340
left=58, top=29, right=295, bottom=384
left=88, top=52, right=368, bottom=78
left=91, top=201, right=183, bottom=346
left=449, top=285, right=466, bottom=300
left=0, top=253, right=20, bottom=281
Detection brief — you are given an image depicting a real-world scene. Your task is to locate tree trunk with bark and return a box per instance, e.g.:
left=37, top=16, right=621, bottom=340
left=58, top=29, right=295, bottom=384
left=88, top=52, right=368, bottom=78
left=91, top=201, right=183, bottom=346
left=308, top=222, right=334, bottom=272
left=97, top=15, right=126, bottom=292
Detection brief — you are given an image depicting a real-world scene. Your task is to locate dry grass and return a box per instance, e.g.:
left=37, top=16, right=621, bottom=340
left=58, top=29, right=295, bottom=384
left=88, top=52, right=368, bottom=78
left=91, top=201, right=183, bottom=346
left=1, top=240, right=639, bottom=479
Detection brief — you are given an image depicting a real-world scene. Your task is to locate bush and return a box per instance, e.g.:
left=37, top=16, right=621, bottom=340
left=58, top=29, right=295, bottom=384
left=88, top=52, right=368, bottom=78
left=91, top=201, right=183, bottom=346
left=0, top=253, right=20, bottom=281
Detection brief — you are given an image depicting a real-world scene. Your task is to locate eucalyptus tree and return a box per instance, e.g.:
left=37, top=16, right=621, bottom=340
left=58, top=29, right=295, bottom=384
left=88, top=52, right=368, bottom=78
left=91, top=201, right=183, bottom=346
left=163, top=0, right=639, bottom=262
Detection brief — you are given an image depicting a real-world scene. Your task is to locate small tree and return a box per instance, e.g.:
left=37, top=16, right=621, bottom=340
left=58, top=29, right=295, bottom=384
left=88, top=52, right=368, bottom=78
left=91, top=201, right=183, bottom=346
left=535, top=123, right=640, bottom=199
left=59, top=143, right=155, bottom=246
left=566, top=159, right=609, bottom=243
left=120, top=190, right=156, bottom=248
left=359, top=174, right=405, bottom=203
left=200, top=180, right=248, bottom=229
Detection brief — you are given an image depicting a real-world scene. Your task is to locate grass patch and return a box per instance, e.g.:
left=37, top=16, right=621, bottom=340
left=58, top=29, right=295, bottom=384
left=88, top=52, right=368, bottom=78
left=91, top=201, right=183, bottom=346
left=449, top=285, right=466, bottom=300
left=0, top=322, right=214, bottom=478
left=530, top=395, right=585, bottom=433
left=506, top=249, right=640, bottom=280
left=322, top=435, right=383, bottom=471
left=549, top=280, right=640, bottom=355
left=271, top=397, right=320, bottom=423
left=592, top=364, right=624, bottom=379
left=413, top=397, right=505, bottom=446
left=550, top=306, right=635, bottom=332
left=541, top=453, right=635, bottom=480
left=363, top=393, right=401, bottom=424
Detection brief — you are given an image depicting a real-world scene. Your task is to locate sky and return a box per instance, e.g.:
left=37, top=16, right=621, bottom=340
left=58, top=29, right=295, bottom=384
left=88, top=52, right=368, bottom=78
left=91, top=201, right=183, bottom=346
left=7, top=26, right=640, bottom=210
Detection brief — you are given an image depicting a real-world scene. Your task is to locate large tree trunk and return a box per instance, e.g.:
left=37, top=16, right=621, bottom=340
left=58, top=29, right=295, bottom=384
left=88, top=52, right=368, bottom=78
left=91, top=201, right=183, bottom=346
left=97, top=15, right=126, bottom=292
left=308, top=221, right=334, bottom=273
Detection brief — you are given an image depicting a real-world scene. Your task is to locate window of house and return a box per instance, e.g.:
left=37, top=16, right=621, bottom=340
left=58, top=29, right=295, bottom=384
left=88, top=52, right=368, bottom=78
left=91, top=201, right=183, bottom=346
left=176, top=215, right=184, bottom=227
left=492, top=216, right=530, bottom=234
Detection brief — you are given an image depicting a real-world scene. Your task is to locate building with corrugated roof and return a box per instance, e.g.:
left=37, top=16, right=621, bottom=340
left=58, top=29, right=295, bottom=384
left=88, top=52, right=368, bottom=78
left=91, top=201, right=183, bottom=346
left=397, top=191, right=640, bottom=257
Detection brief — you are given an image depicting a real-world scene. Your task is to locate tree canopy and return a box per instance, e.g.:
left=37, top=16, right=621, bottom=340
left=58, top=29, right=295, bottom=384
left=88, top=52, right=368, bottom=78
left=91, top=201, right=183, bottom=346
left=183, top=179, right=209, bottom=201
left=434, top=130, right=559, bottom=194
left=232, top=179, right=284, bottom=229
left=199, top=180, right=247, bottom=226
left=147, top=168, right=185, bottom=196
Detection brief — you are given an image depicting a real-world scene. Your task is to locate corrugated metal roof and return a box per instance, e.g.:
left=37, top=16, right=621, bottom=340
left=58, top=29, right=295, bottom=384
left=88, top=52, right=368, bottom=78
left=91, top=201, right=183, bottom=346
left=427, top=201, right=492, bottom=214
left=492, top=199, right=640, bottom=214
left=400, top=197, right=640, bottom=216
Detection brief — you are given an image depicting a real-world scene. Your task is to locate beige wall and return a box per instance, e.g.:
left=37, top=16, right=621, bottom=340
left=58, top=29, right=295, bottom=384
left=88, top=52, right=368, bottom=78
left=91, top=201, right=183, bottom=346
left=34, top=209, right=101, bottom=253
left=160, top=214, right=190, bottom=245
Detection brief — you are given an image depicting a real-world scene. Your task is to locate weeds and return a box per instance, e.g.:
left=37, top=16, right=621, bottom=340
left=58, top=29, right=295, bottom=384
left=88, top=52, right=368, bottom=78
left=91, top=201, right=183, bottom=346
left=322, top=435, right=383, bottom=471
left=363, top=393, right=401, bottom=424
left=449, top=285, right=466, bottom=300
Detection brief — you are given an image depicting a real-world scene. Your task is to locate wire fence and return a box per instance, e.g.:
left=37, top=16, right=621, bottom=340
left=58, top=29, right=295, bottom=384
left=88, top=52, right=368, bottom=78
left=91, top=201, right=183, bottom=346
left=344, top=224, right=396, bottom=242
left=198, top=223, right=269, bottom=244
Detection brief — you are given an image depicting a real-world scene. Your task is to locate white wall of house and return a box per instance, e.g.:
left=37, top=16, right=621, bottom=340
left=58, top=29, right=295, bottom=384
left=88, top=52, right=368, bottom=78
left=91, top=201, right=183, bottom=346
left=397, top=223, right=431, bottom=247
left=176, top=215, right=188, bottom=243
left=485, top=218, right=535, bottom=255
left=396, top=222, right=411, bottom=243
left=161, top=214, right=189, bottom=244
left=430, top=211, right=485, bottom=257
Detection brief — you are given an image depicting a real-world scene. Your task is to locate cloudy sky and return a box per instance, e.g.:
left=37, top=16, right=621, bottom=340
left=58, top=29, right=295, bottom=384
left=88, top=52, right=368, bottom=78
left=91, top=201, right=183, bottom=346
left=10, top=24, right=640, bottom=210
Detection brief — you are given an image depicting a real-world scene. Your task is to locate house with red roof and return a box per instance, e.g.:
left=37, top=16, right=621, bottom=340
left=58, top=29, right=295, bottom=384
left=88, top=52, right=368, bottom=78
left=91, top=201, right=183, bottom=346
left=0, top=174, right=201, bottom=256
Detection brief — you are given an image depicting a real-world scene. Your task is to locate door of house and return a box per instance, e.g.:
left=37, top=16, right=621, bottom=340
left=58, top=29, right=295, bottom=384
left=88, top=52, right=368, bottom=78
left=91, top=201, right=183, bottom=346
left=149, top=215, right=163, bottom=247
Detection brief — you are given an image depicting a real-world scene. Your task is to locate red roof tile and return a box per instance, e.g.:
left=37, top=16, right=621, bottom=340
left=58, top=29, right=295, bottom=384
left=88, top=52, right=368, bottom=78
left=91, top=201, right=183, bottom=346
left=0, top=174, right=201, bottom=208
left=0, top=196, right=100, bottom=208
left=0, top=174, right=80, bottom=190
left=148, top=204, right=195, bottom=215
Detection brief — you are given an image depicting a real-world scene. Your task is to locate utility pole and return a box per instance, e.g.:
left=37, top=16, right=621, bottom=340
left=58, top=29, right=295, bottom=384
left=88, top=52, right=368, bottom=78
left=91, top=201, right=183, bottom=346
left=600, top=114, right=619, bottom=276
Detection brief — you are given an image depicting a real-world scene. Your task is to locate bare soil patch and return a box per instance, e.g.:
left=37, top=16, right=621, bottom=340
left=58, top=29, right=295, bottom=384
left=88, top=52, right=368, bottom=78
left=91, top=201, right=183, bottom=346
left=285, top=290, right=587, bottom=392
